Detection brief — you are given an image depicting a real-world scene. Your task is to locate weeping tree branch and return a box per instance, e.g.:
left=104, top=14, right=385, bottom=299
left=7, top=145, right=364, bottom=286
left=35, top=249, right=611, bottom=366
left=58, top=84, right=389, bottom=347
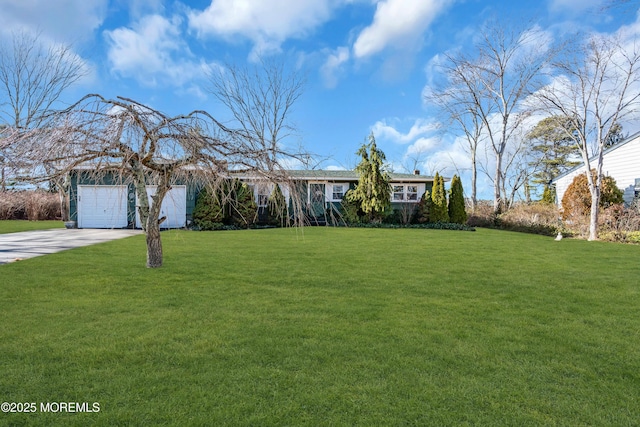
left=4, top=94, right=306, bottom=268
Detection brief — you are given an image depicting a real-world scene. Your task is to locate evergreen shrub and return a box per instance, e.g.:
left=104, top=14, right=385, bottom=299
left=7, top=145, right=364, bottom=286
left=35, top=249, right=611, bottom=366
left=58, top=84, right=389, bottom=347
left=193, top=185, right=225, bottom=230
left=414, top=191, right=432, bottom=224
left=430, top=173, right=449, bottom=223
left=228, top=181, right=257, bottom=228
left=448, top=175, right=467, bottom=224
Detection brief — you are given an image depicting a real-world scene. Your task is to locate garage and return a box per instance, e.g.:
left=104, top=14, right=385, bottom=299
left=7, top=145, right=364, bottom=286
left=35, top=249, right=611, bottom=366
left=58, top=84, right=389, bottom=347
left=77, top=185, right=129, bottom=229
left=135, top=186, right=187, bottom=229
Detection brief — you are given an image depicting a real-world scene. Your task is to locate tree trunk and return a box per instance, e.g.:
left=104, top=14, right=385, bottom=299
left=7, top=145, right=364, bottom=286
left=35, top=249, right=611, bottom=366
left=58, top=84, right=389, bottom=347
left=146, top=221, right=163, bottom=268
left=59, top=188, right=69, bottom=222
left=57, top=176, right=70, bottom=222
left=145, top=174, right=171, bottom=268
left=493, top=155, right=503, bottom=216
left=586, top=150, right=603, bottom=241
left=470, top=151, right=477, bottom=213
left=131, top=161, right=149, bottom=232
left=588, top=186, right=600, bottom=241
left=145, top=185, right=165, bottom=268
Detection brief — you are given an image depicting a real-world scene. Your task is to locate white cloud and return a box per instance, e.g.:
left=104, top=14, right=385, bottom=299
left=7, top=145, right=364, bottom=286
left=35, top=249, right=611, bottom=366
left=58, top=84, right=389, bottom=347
left=320, top=46, right=350, bottom=88
left=372, top=118, right=439, bottom=144
left=105, top=14, right=209, bottom=87
left=426, top=137, right=471, bottom=172
left=406, top=137, right=439, bottom=155
left=615, top=8, right=640, bottom=44
left=0, top=0, right=108, bottom=42
left=188, top=0, right=338, bottom=57
left=353, top=0, right=453, bottom=59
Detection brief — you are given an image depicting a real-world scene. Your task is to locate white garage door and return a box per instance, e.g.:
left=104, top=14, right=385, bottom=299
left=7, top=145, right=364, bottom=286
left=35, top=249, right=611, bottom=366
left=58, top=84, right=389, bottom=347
left=135, top=186, right=187, bottom=229
left=78, top=186, right=128, bottom=228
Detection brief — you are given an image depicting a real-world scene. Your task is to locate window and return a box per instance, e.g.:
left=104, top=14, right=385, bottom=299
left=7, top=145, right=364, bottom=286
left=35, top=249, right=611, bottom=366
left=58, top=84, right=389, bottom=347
left=392, top=184, right=421, bottom=202
left=407, top=185, right=418, bottom=201
left=393, top=185, right=405, bottom=201
left=332, top=184, right=345, bottom=201
left=248, top=184, right=269, bottom=207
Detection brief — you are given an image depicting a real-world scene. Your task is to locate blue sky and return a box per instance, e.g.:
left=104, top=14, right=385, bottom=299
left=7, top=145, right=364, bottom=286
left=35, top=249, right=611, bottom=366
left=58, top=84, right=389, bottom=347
left=1, top=0, right=639, bottom=199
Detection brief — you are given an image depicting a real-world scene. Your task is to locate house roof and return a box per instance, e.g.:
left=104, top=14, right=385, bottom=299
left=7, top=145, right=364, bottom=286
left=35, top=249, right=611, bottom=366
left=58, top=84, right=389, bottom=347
left=71, top=165, right=443, bottom=183
left=551, top=130, right=640, bottom=183
left=286, top=169, right=442, bottom=182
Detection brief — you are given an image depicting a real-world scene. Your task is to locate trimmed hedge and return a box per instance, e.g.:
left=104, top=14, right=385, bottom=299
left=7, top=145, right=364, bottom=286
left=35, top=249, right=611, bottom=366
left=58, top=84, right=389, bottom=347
left=338, top=222, right=476, bottom=231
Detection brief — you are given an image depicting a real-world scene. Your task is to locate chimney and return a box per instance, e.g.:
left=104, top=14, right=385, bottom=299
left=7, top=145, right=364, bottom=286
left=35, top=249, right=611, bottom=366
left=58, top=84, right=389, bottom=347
left=413, top=170, right=420, bottom=175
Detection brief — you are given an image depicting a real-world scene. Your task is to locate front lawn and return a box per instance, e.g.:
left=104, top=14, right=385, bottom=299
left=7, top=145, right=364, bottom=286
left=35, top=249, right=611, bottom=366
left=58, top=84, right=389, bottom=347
left=0, top=220, right=64, bottom=234
left=1, top=228, right=639, bottom=425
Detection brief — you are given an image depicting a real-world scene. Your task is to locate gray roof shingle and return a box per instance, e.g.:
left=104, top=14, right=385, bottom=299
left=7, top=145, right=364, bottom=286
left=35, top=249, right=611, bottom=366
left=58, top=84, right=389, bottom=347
left=286, top=169, right=442, bottom=182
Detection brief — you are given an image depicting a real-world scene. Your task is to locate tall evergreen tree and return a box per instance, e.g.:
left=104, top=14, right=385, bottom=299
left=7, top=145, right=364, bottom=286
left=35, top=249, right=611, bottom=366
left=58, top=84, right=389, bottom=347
left=448, top=175, right=467, bottom=224
left=430, top=172, right=449, bottom=223
left=347, top=133, right=391, bottom=222
left=527, top=116, right=581, bottom=198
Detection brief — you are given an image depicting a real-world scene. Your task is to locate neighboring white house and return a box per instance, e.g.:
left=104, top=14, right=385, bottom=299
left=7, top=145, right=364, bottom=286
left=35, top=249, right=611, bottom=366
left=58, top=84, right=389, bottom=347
left=552, top=131, right=640, bottom=208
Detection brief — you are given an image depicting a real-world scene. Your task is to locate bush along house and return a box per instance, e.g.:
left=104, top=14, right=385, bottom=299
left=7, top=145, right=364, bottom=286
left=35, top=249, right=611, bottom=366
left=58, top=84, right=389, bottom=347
left=552, top=131, right=640, bottom=209
left=67, top=168, right=440, bottom=229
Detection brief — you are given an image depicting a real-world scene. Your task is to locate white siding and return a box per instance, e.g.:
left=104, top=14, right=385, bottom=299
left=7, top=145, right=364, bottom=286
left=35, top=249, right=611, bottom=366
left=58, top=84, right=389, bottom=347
left=555, top=135, right=640, bottom=207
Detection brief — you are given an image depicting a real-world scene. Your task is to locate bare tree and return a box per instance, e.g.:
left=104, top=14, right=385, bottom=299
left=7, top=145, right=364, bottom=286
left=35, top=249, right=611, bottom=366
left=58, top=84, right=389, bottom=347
left=0, top=30, right=86, bottom=129
left=0, top=30, right=87, bottom=200
left=476, top=128, right=536, bottom=208
left=536, top=35, right=640, bottom=240
left=5, top=94, right=304, bottom=268
left=430, top=23, right=555, bottom=215
left=425, top=59, right=487, bottom=212
left=498, top=129, right=541, bottom=207
left=207, top=58, right=305, bottom=158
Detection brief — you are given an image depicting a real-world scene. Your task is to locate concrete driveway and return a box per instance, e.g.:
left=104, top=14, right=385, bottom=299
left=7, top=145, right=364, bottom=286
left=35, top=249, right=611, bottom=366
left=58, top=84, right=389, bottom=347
left=0, top=228, right=142, bottom=264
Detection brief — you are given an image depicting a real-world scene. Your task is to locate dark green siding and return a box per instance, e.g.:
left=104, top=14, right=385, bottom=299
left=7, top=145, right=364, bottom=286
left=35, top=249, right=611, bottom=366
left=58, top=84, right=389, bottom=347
left=70, top=171, right=136, bottom=226
left=70, top=170, right=435, bottom=228
left=71, top=170, right=197, bottom=228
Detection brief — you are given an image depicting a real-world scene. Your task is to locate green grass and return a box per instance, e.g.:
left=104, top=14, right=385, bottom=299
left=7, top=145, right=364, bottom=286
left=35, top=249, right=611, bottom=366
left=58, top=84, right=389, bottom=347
left=0, top=220, right=64, bottom=233
left=1, top=228, right=639, bottom=425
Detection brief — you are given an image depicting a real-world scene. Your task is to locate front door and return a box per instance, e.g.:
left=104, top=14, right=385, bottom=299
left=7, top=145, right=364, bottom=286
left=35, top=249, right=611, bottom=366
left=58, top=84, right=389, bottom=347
left=309, top=183, right=326, bottom=217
